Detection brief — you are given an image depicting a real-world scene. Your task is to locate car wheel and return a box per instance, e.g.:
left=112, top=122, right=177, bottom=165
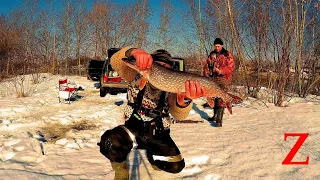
left=100, top=87, right=109, bottom=97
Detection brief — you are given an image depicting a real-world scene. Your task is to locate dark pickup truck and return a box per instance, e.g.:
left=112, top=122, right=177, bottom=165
left=87, top=59, right=105, bottom=81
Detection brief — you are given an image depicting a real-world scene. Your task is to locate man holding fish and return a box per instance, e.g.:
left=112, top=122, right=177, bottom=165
left=98, top=44, right=239, bottom=179
left=98, top=47, right=205, bottom=179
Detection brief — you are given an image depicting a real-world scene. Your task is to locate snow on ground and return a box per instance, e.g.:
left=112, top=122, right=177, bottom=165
left=0, top=74, right=320, bottom=180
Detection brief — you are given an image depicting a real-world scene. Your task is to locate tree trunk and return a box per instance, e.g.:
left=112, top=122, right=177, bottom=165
left=226, top=0, right=249, bottom=87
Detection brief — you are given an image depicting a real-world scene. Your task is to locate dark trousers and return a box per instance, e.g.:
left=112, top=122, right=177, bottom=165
left=98, top=113, right=185, bottom=174
left=213, top=98, right=225, bottom=125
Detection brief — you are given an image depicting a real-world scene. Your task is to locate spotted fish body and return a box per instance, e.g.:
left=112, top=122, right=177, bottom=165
left=148, top=63, right=233, bottom=101
left=123, top=61, right=241, bottom=114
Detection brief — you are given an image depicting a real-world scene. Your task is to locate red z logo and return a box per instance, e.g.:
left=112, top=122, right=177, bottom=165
left=282, top=133, right=309, bottom=165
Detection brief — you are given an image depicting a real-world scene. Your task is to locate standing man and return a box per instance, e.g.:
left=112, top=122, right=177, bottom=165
left=203, top=38, right=235, bottom=127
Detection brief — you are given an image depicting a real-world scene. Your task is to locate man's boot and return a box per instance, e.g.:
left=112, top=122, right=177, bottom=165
left=208, top=104, right=219, bottom=122
left=215, top=107, right=224, bottom=127
left=208, top=105, right=217, bottom=122
left=111, top=161, right=129, bottom=180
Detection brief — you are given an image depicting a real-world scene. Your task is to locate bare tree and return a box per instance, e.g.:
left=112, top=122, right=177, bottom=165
left=74, top=0, right=88, bottom=75
left=185, top=0, right=205, bottom=74
left=136, top=0, right=150, bottom=48
left=0, top=15, right=11, bottom=76
left=46, top=0, right=58, bottom=74
left=21, top=0, right=43, bottom=75
left=38, top=0, right=58, bottom=74
left=38, top=12, right=51, bottom=73
left=273, top=0, right=295, bottom=106
left=226, top=0, right=250, bottom=88
left=60, top=0, right=73, bottom=74
left=114, top=4, right=141, bottom=47
left=294, top=0, right=314, bottom=97
left=1, top=11, right=25, bottom=77
left=88, top=1, right=113, bottom=58
left=242, top=0, right=273, bottom=97
left=157, top=0, right=173, bottom=49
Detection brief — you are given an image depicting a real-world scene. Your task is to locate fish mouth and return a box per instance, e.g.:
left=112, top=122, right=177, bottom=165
left=122, top=57, right=136, bottom=65
left=122, top=58, right=140, bottom=71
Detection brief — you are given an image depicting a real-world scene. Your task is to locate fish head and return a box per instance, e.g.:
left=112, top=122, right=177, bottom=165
left=122, top=58, right=139, bottom=71
left=122, top=58, right=151, bottom=74
left=123, top=58, right=151, bottom=90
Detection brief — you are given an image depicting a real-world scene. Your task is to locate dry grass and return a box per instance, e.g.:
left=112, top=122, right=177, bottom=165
left=71, top=120, right=98, bottom=131
left=40, top=120, right=98, bottom=143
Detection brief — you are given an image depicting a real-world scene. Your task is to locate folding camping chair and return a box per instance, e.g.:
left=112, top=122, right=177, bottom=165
left=58, top=79, right=78, bottom=104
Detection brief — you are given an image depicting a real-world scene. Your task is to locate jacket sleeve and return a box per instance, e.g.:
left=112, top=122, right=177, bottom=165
left=219, top=51, right=235, bottom=75
left=110, top=46, right=139, bottom=82
left=168, top=93, right=193, bottom=120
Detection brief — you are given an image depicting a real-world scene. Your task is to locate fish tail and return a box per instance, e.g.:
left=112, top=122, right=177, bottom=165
left=206, top=97, right=215, bottom=108
left=224, top=93, right=242, bottom=114
left=227, top=93, right=243, bottom=104
left=226, top=102, right=232, bottom=114
left=176, top=91, right=187, bottom=106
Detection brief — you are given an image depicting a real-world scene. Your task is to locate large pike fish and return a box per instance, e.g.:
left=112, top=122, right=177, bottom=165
left=123, top=59, right=242, bottom=114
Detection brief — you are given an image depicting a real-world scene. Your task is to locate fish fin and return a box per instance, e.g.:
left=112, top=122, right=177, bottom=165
left=139, top=77, right=147, bottom=90
left=227, top=93, right=243, bottom=104
left=206, top=97, right=215, bottom=108
left=176, top=91, right=186, bottom=106
left=211, top=77, right=230, bottom=91
left=226, top=102, right=232, bottom=114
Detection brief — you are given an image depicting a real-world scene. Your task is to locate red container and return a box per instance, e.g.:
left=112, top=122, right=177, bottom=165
left=103, top=75, right=109, bottom=83
left=109, top=77, right=121, bottom=82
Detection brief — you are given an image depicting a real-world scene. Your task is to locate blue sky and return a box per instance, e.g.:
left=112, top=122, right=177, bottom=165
left=0, top=0, right=22, bottom=14
left=0, top=0, right=196, bottom=54
left=0, top=0, right=189, bottom=28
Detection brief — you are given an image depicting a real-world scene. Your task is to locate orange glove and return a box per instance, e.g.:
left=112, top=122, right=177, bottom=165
left=177, top=80, right=206, bottom=107
left=130, top=49, right=153, bottom=71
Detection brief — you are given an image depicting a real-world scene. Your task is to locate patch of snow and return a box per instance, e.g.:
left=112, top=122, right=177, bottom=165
left=0, top=75, right=319, bottom=179
left=190, top=109, right=196, bottom=115
left=3, top=122, right=38, bottom=131
left=288, top=97, right=306, bottom=103
left=0, top=124, right=8, bottom=130
left=13, top=146, right=25, bottom=152
left=205, top=174, right=221, bottom=180
left=3, top=139, right=21, bottom=146
left=0, top=109, right=15, bottom=117
left=181, top=166, right=202, bottom=175
left=65, top=142, right=81, bottom=150
left=12, top=107, right=28, bottom=113
left=1, top=150, right=15, bottom=161
left=35, top=156, right=47, bottom=163
left=185, top=155, right=210, bottom=167
left=15, top=155, right=38, bottom=163
left=50, top=116, right=60, bottom=120
left=85, top=143, right=95, bottom=148
left=2, top=120, right=11, bottom=125
left=58, top=118, right=70, bottom=125
left=55, top=138, right=69, bottom=146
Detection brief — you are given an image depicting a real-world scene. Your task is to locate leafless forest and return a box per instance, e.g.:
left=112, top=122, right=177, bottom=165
left=0, top=0, right=319, bottom=106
